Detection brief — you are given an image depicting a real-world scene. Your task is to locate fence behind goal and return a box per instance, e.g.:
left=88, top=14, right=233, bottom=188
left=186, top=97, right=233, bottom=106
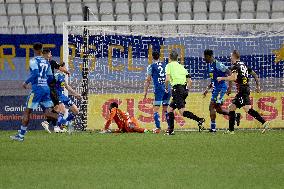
left=63, top=19, right=284, bottom=131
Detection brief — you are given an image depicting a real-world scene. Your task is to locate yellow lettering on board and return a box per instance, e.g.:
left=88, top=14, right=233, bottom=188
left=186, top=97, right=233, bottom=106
left=168, top=45, right=185, bottom=64
left=19, top=45, right=33, bottom=70
left=128, top=46, right=143, bottom=71
left=0, top=45, right=16, bottom=71
left=108, top=45, right=124, bottom=71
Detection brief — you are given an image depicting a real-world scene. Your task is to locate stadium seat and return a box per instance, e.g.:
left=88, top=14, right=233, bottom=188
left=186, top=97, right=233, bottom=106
left=193, top=1, right=207, bottom=13
left=69, top=3, right=83, bottom=15
left=115, top=2, right=129, bottom=15
left=146, top=2, right=160, bottom=14
left=130, top=0, right=144, bottom=2
left=209, top=0, right=223, bottom=13
left=162, top=13, right=175, bottom=21
left=256, top=0, right=271, bottom=12
left=272, top=0, right=284, bottom=12
left=55, top=15, right=68, bottom=33
left=208, top=12, right=222, bottom=20
left=9, top=16, right=23, bottom=26
left=225, top=0, right=239, bottom=13
left=241, top=0, right=255, bottom=12
left=41, top=25, right=55, bottom=34
left=21, top=0, right=35, bottom=2
left=84, top=3, right=98, bottom=15
left=11, top=26, right=25, bottom=34
left=52, top=0, right=66, bottom=2
left=101, top=14, right=114, bottom=21
left=99, top=2, right=113, bottom=15
left=7, top=4, right=21, bottom=15
left=39, top=15, right=53, bottom=26
left=116, top=14, right=129, bottom=21
left=256, top=12, right=269, bottom=19
left=38, top=3, right=52, bottom=15
left=131, top=13, right=145, bottom=21
left=224, top=12, right=238, bottom=19
left=23, top=3, right=37, bottom=16
left=271, top=12, right=284, bottom=19
left=131, top=2, right=145, bottom=14
left=0, top=16, right=9, bottom=27
left=24, top=15, right=38, bottom=26
left=53, top=3, right=68, bottom=15
left=177, top=1, right=192, bottom=14
left=193, top=12, right=207, bottom=20
left=115, top=0, right=129, bottom=2
left=0, top=4, right=6, bottom=15
left=178, top=13, right=192, bottom=20
left=36, top=0, right=51, bottom=3
left=70, top=14, right=83, bottom=21
left=6, top=0, right=20, bottom=3
left=240, top=12, right=254, bottom=19
left=26, top=26, right=40, bottom=34
left=147, top=13, right=160, bottom=21
left=162, top=2, right=176, bottom=14
left=68, top=0, right=82, bottom=2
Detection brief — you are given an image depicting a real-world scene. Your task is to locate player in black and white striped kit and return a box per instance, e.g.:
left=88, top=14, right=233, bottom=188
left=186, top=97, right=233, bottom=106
left=217, top=50, right=269, bottom=134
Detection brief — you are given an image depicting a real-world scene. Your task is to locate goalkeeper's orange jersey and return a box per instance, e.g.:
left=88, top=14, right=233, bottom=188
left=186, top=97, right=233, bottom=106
left=104, top=107, right=145, bottom=133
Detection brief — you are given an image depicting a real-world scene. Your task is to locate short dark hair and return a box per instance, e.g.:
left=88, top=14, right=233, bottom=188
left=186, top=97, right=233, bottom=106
left=109, top=102, right=118, bottom=111
left=204, top=49, right=213, bottom=56
left=232, top=49, right=240, bottom=59
left=33, top=42, right=43, bottom=51
left=152, top=51, right=160, bottom=60
left=42, top=48, right=51, bottom=54
left=170, top=50, right=178, bottom=61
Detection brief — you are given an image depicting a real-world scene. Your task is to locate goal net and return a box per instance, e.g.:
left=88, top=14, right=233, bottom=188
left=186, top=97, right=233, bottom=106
left=63, top=19, right=284, bottom=131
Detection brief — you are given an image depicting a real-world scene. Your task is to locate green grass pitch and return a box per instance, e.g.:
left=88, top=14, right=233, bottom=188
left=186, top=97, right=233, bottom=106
left=0, top=130, right=283, bottom=189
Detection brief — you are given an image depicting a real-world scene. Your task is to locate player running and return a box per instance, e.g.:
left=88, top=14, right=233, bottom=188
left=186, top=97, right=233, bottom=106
left=165, top=51, right=205, bottom=135
left=100, top=102, right=148, bottom=133
left=144, top=51, right=171, bottom=133
left=217, top=50, right=269, bottom=134
left=10, top=43, right=58, bottom=141
left=202, top=49, right=240, bottom=132
left=41, top=48, right=70, bottom=133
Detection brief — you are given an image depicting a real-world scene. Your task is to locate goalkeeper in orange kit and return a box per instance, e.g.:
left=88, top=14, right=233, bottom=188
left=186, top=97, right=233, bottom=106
left=100, top=102, right=148, bottom=133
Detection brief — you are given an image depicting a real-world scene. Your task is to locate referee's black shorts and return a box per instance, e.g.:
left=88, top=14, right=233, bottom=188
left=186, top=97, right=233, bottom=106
left=169, top=84, right=188, bottom=110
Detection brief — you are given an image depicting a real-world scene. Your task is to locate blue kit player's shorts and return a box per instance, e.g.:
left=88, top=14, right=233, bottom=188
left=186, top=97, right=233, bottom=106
left=26, top=87, right=54, bottom=110
left=58, top=94, right=74, bottom=107
left=154, top=89, right=171, bottom=106
left=211, top=84, right=228, bottom=104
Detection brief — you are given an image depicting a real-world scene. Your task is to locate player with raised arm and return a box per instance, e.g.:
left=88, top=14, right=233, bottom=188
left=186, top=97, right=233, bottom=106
left=202, top=49, right=240, bottom=132
left=100, top=102, right=148, bottom=133
left=165, top=51, right=205, bottom=135
left=217, top=50, right=269, bottom=134
left=10, top=43, right=58, bottom=141
left=144, top=51, right=171, bottom=133
left=41, top=48, right=70, bottom=133
left=53, top=71, right=81, bottom=133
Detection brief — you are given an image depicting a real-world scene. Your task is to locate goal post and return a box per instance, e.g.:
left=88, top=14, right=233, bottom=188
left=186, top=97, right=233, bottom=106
left=63, top=19, right=284, bottom=131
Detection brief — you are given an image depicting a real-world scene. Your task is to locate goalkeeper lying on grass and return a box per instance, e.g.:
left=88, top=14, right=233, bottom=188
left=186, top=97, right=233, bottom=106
left=100, top=102, right=148, bottom=133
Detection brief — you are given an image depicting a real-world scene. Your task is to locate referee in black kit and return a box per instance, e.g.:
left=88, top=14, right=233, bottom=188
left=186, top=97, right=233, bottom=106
left=165, top=51, right=205, bottom=135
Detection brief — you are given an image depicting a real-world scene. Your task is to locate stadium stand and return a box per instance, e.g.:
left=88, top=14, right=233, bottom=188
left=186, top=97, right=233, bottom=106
left=0, top=0, right=283, bottom=34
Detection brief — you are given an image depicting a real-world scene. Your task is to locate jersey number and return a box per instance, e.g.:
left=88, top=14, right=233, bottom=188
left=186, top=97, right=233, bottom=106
left=39, top=63, right=48, bottom=77
left=240, top=65, right=248, bottom=77
left=157, top=66, right=165, bottom=77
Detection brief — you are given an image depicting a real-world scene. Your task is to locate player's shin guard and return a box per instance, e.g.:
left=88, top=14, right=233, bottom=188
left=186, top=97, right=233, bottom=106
left=248, top=109, right=266, bottom=124
left=183, top=111, right=201, bottom=122
left=168, top=112, right=175, bottom=133
left=66, top=112, right=75, bottom=122
left=153, top=112, right=161, bottom=129
left=229, top=111, right=236, bottom=131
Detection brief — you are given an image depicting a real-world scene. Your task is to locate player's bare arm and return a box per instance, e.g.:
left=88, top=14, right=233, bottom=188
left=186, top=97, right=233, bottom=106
left=143, top=75, right=152, bottom=99
left=203, top=82, right=213, bottom=97
left=250, top=70, right=260, bottom=93
left=165, top=74, right=170, bottom=93
left=59, top=64, right=70, bottom=75
left=65, top=83, right=82, bottom=99
left=217, top=72, right=238, bottom=82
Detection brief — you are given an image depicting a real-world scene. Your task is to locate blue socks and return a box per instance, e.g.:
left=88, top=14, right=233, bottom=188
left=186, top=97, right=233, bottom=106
left=153, top=112, right=160, bottom=129
left=57, top=113, right=66, bottom=126
left=66, top=112, right=75, bottom=122
left=19, top=125, right=27, bottom=138
left=210, top=121, right=216, bottom=131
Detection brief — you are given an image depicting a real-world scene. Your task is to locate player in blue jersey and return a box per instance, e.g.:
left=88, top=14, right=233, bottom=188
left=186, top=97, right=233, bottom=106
left=54, top=71, right=81, bottom=132
left=10, top=43, right=58, bottom=141
left=144, top=51, right=171, bottom=133
left=202, top=49, right=240, bottom=132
